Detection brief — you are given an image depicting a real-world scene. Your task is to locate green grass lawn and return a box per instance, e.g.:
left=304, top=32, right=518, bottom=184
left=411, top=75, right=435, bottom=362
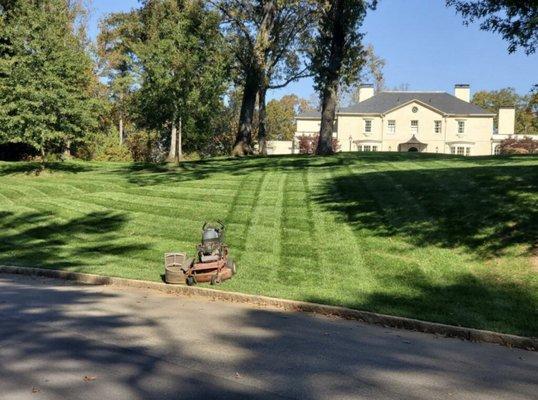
left=0, top=152, right=537, bottom=336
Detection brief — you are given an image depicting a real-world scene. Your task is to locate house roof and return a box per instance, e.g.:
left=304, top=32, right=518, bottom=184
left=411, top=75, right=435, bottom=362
left=296, top=92, right=494, bottom=118
left=339, top=92, right=493, bottom=115
left=296, top=110, right=322, bottom=118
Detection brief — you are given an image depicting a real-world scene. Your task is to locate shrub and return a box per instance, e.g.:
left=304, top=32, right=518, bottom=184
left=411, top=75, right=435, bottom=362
left=76, top=129, right=132, bottom=162
left=499, top=136, right=538, bottom=155
left=297, top=134, right=340, bottom=154
left=125, top=130, right=166, bottom=163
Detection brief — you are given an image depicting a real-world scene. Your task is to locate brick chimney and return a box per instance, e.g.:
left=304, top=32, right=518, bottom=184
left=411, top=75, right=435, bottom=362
left=358, top=83, right=374, bottom=103
left=454, top=84, right=470, bottom=102
left=498, top=107, right=515, bottom=135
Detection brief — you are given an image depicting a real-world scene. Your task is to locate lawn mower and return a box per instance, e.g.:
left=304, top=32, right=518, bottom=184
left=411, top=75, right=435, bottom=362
left=164, top=221, right=236, bottom=286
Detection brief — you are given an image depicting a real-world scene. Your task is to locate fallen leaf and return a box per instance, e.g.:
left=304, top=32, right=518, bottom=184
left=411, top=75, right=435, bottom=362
left=83, top=376, right=97, bottom=382
left=32, top=387, right=40, bottom=394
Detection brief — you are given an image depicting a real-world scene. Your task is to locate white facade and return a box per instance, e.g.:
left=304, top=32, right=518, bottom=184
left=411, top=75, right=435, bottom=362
left=294, top=84, right=520, bottom=156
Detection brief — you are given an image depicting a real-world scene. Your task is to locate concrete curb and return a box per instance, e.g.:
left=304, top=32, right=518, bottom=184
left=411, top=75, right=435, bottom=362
left=1, top=265, right=536, bottom=351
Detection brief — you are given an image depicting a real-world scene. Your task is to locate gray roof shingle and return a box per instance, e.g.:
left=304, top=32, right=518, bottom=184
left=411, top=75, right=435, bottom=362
left=296, top=92, right=494, bottom=118
left=338, top=92, right=493, bottom=115
left=296, top=110, right=322, bottom=118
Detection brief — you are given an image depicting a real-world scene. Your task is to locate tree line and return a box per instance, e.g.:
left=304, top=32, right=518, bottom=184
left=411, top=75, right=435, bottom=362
left=0, top=0, right=536, bottom=162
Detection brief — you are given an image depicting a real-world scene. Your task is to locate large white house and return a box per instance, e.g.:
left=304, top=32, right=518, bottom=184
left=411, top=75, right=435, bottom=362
left=292, top=84, right=517, bottom=156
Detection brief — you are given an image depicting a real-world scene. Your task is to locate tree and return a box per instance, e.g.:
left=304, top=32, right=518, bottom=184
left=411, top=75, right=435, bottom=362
left=499, top=136, right=538, bottom=154
left=0, top=0, right=101, bottom=159
left=446, top=0, right=538, bottom=54
left=342, top=44, right=386, bottom=106
left=310, top=0, right=377, bottom=155
left=265, top=94, right=312, bottom=140
left=212, top=1, right=314, bottom=156
left=97, top=10, right=140, bottom=145
left=472, top=88, right=538, bottom=135
left=136, top=0, right=228, bottom=162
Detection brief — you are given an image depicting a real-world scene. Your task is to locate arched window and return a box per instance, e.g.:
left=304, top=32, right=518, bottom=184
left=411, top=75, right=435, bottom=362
left=494, top=145, right=501, bottom=155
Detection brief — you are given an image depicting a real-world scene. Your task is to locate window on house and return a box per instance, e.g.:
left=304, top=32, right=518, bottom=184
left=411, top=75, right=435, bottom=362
left=458, top=121, right=465, bottom=134
left=494, top=145, right=501, bottom=155
left=364, top=120, right=372, bottom=133
left=457, top=146, right=465, bottom=155
left=372, top=146, right=378, bottom=152
left=411, top=120, right=418, bottom=134
left=435, top=147, right=439, bottom=153
left=466, top=147, right=471, bottom=156
left=450, top=147, right=456, bottom=154
left=434, top=120, right=442, bottom=134
left=388, top=146, right=392, bottom=151
left=387, top=120, right=396, bottom=134
left=357, top=145, right=363, bottom=152
left=364, top=145, right=371, bottom=152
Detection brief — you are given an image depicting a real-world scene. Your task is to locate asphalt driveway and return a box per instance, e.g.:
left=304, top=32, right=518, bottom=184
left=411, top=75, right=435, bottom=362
left=0, top=274, right=536, bottom=399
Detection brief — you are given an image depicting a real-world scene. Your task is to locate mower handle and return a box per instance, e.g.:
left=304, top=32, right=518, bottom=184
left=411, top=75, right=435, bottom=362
left=202, top=220, right=225, bottom=231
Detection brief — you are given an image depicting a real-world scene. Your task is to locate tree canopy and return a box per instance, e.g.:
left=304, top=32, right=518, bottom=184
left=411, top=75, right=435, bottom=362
left=472, top=88, right=538, bottom=135
left=97, top=10, right=141, bottom=144
left=447, top=0, right=538, bottom=54
left=310, top=0, right=377, bottom=155
left=0, top=0, right=101, bottom=157
left=135, top=0, right=229, bottom=160
left=212, top=0, right=315, bottom=155
left=266, top=94, right=313, bottom=140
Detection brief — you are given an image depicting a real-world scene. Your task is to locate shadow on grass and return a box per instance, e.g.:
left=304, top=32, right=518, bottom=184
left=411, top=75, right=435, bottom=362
left=119, top=155, right=312, bottom=186
left=117, top=153, right=448, bottom=186
left=0, top=161, right=92, bottom=176
left=307, top=270, right=538, bottom=337
left=118, top=153, right=538, bottom=186
left=0, top=210, right=146, bottom=270
left=314, top=163, right=538, bottom=258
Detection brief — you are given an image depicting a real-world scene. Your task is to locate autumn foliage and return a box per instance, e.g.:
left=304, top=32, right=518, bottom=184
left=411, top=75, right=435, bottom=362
left=297, top=135, right=340, bottom=154
left=498, top=136, right=538, bottom=155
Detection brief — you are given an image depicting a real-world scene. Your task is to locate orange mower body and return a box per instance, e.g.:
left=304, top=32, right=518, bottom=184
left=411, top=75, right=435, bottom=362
left=164, top=221, right=236, bottom=286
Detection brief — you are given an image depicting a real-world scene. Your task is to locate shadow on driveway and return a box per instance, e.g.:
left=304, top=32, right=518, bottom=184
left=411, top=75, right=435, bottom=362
left=0, top=274, right=536, bottom=399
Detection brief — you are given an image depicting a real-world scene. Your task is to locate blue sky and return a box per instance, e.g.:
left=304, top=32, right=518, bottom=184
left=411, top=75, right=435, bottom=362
left=89, top=0, right=537, bottom=100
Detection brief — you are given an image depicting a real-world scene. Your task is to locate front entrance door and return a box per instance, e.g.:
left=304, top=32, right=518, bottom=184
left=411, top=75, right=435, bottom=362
left=408, top=147, right=418, bottom=152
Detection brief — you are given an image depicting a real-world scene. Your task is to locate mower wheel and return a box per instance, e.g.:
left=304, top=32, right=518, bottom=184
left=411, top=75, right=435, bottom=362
left=227, top=259, right=237, bottom=275
left=186, top=276, right=196, bottom=286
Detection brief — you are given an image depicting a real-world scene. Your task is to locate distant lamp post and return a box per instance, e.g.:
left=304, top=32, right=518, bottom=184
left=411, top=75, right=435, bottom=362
left=349, top=135, right=353, bottom=151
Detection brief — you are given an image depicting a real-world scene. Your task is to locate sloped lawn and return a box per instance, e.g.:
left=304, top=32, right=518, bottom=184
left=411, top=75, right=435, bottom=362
left=0, top=153, right=536, bottom=336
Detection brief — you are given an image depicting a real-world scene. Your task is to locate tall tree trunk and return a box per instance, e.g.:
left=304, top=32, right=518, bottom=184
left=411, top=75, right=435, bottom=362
left=119, top=115, right=124, bottom=146
left=316, top=0, right=345, bottom=156
left=63, top=139, right=71, bottom=158
left=258, top=86, right=268, bottom=156
left=232, top=1, right=276, bottom=157
left=169, top=120, right=177, bottom=161
left=232, top=70, right=258, bottom=156
left=176, top=116, right=182, bottom=163
left=317, top=83, right=338, bottom=155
